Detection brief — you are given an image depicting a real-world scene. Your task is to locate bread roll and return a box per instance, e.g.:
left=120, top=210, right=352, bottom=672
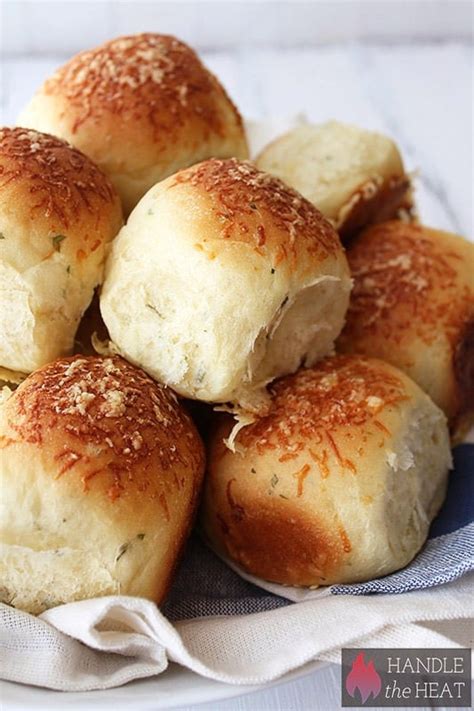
left=255, top=121, right=414, bottom=241
left=202, top=355, right=451, bottom=586
left=100, top=158, right=351, bottom=412
left=0, top=356, right=205, bottom=614
left=18, top=33, right=248, bottom=214
left=0, top=127, right=122, bottom=375
left=338, top=222, right=474, bottom=437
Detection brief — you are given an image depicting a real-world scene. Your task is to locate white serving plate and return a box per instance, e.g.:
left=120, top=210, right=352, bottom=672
left=1, top=659, right=326, bottom=710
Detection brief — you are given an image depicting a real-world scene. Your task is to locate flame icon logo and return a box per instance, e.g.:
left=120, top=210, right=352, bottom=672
left=345, top=652, right=382, bottom=703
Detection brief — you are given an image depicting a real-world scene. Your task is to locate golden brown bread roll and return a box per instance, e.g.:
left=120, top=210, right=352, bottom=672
left=338, top=222, right=474, bottom=437
left=0, top=127, right=122, bottom=375
left=0, top=355, right=205, bottom=613
left=100, top=158, right=351, bottom=413
left=18, top=33, right=249, bottom=214
left=201, top=355, right=451, bottom=587
left=255, top=121, right=415, bottom=241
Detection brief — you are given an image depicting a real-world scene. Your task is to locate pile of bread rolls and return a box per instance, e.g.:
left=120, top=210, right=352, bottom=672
left=1, top=34, right=472, bottom=614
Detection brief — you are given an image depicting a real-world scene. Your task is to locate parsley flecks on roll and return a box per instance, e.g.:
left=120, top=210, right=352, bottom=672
left=202, top=355, right=451, bottom=587
left=0, top=127, right=122, bottom=376
left=100, top=158, right=352, bottom=414
left=0, top=355, right=205, bottom=614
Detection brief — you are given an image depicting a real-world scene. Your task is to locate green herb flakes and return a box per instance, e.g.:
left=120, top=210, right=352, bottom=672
left=270, top=474, right=279, bottom=488
left=115, top=542, right=129, bottom=562
left=116, top=533, right=145, bottom=562
left=0, top=232, right=5, bottom=240
left=52, top=234, right=67, bottom=251
left=146, top=303, right=163, bottom=318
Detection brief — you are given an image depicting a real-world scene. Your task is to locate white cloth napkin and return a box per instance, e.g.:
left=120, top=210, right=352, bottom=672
left=1, top=573, right=472, bottom=691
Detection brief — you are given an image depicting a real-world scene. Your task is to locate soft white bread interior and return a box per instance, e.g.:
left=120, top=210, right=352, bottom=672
left=338, top=221, right=474, bottom=438
left=18, top=33, right=249, bottom=214
left=0, top=355, right=205, bottom=614
left=255, top=121, right=414, bottom=241
left=202, top=355, right=451, bottom=586
left=100, top=158, right=352, bottom=412
left=0, top=127, right=122, bottom=374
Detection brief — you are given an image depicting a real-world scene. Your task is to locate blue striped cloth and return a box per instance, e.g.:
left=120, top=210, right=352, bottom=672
left=163, top=444, right=474, bottom=621
left=332, top=444, right=474, bottom=595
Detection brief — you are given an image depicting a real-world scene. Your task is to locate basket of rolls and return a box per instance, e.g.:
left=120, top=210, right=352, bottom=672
left=1, top=32, right=473, bottom=694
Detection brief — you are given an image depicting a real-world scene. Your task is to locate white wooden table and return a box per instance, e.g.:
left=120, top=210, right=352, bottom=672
left=2, top=42, right=472, bottom=236
left=1, top=43, right=472, bottom=711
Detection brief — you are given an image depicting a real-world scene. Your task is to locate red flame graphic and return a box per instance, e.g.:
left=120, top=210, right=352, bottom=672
left=345, top=652, right=382, bottom=703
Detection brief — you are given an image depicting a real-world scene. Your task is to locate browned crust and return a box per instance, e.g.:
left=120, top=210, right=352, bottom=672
left=234, top=355, right=408, bottom=461
left=1, top=355, right=205, bottom=504
left=339, top=222, right=474, bottom=350
left=206, top=489, right=345, bottom=586
left=202, top=355, right=416, bottom=586
left=338, top=222, right=474, bottom=430
left=42, top=33, right=243, bottom=139
left=0, top=127, right=121, bottom=234
left=338, top=174, right=415, bottom=243
left=171, top=158, right=342, bottom=263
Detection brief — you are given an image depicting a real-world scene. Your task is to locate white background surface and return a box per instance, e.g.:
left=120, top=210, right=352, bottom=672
left=2, top=0, right=473, bottom=54
left=1, top=10, right=473, bottom=237
left=1, top=1, right=473, bottom=709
